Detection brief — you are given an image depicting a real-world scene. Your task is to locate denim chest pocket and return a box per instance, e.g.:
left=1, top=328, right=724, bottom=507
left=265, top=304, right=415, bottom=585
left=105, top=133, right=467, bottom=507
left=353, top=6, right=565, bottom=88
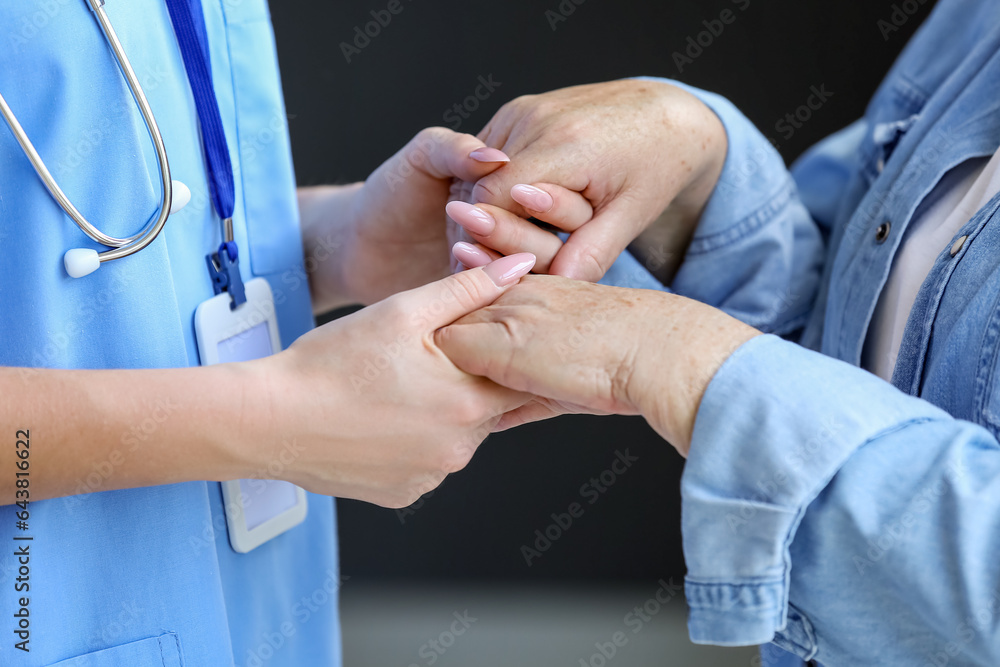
left=912, top=194, right=1000, bottom=435
left=979, top=293, right=1000, bottom=434
left=860, top=75, right=929, bottom=184
left=971, top=200, right=1000, bottom=434
left=45, top=633, right=182, bottom=667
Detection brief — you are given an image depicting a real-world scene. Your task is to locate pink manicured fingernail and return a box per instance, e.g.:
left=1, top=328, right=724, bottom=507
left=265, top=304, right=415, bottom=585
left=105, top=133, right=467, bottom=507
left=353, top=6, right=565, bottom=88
left=511, top=184, right=554, bottom=212
left=483, top=253, right=536, bottom=287
left=446, top=201, right=495, bottom=236
left=469, top=147, right=510, bottom=163
left=452, top=242, right=491, bottom=268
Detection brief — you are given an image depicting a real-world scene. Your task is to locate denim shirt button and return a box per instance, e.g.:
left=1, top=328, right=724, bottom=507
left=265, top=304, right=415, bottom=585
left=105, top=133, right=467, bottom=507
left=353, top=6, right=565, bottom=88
left=950, top=235, right=969, bottom=257
left=876, top=222, right=891, bottom=244
left=876, top=157, right=885, bottom=173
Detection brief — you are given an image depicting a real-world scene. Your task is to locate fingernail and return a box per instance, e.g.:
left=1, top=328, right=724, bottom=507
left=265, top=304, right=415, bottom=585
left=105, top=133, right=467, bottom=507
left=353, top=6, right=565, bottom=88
left=469, top=147, right=510, bottom=163
left=511, top=184, right=554, bottom=213
left=446, top=201, right=495, bottom=236
left=483, top=253, right=536, bottom=287
left=452, top=242, right=490, bottom=268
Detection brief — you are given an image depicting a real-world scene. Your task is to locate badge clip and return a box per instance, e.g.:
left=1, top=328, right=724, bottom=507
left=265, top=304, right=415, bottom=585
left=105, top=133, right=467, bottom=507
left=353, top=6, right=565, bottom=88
left=206, top=239, right=247, bottom=310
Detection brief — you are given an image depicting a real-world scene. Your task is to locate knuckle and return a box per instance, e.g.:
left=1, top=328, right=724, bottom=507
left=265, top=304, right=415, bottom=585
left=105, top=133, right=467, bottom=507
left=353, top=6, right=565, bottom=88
left=521, top=99, right=556, bottom=125
left=407, top=127, right=448, bottom=166
left=472, top=179, right=501, bottom=205
left=494, top=212, right=524, bottom=249
left=438, top=446, right=473, bottom=474
left=450, top=393, right=489, bottom=425
left=446, top=272, right=489, bottom=312
left=414, top=126, right=448, bottom=147
left=439, top=459, right=468, bottom=476
left=575, top=247, right=609, bottom=282
left=550, top=116, right=590, bottom=144
left=507, top=94, right=537, bottom=116
left=377, top=490, right=417, bottom=510
left=379, top=296, right=410, bottom=327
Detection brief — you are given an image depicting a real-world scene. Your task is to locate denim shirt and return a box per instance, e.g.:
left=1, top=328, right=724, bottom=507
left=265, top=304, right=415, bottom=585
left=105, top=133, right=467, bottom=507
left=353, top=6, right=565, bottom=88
left=599, top=0, right=1000, bottom=664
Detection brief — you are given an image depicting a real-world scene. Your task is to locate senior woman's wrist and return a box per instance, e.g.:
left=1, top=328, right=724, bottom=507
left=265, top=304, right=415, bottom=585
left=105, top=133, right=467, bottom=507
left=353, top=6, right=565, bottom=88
left=629, top=295, right=760, bottom=456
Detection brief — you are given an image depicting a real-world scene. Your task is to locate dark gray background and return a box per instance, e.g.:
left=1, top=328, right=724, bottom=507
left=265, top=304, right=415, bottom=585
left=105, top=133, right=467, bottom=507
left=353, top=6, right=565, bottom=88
left=268, top=0, right=935, bottom=584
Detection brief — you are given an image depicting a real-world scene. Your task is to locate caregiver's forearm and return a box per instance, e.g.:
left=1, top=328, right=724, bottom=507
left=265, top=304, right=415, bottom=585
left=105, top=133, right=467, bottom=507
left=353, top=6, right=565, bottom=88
left=0, top=364, right=249, bottom=503
left=298, top=183, right=364, bottom=314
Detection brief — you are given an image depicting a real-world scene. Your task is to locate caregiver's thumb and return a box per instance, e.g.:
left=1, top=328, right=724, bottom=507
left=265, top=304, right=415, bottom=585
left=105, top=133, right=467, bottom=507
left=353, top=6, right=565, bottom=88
left=407, top=253, right=536, bottom=330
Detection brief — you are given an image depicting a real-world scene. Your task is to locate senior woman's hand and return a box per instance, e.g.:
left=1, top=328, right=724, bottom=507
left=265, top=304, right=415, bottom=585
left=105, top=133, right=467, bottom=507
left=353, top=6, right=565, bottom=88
left=433, top=275, right=759, bottom=456
left=446, top=79, right=727, bottom=283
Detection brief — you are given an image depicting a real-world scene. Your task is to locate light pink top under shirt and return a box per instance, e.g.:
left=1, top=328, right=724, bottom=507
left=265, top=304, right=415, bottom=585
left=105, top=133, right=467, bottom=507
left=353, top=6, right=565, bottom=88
left=863, top=148, right=1000, bottom=381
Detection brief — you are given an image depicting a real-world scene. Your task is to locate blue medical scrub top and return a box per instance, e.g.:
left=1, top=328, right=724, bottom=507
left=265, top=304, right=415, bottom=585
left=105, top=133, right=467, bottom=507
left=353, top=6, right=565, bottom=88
left=0, top=1, right=341, bottom=665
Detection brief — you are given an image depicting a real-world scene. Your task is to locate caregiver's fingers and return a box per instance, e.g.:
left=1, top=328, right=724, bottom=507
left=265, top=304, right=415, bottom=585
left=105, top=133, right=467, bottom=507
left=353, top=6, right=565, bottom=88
left=434, top=319, right=512, bottom=387
left=402, top=127, right=509, bottom=183
left=446, top=201, right=563, bottom=274
left=492, top=401, right=566, bottom=432
left=452, top=242, right=502, bottom=270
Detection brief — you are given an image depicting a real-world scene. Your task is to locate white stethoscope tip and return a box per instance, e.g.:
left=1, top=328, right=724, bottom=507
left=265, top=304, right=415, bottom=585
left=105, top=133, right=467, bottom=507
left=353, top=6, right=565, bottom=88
left=63, top=180, right=189, bottom=278
left=64, top=248, right=100, bottom=278
left=170, top=180, right=191, bottom=214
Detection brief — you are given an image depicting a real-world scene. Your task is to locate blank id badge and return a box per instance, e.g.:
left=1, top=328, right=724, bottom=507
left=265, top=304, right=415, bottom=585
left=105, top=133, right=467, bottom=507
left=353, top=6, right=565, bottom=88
left=194, top=277, right=308, bottom=553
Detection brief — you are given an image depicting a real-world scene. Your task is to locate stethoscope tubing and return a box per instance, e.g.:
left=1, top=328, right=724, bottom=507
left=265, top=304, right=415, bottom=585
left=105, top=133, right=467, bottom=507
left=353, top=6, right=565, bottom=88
left=0, top=0, right=173, bottom=268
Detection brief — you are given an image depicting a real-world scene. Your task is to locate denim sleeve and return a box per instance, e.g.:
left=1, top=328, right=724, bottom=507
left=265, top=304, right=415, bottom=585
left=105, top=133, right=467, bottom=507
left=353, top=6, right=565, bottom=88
left=599, top=79, right=832, bottom=335
left=683, top=335, right=1000, bottom=664
left=665, top=81, right=822, bottom=334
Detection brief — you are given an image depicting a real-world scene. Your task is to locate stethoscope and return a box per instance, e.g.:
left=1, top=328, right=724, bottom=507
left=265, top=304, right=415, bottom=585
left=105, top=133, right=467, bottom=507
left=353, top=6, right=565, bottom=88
left=0, top=0, right=189, bottom=278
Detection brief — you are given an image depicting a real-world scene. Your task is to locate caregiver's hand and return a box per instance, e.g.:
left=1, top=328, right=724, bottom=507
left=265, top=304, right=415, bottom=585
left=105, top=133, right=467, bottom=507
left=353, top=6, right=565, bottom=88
left=251, top=254, right=536, bottom=508
left=448, top=79, right=727, bottom=281
left=434, top=275, right=759, bottom=456
left=301, top=127, right=512, bottom=312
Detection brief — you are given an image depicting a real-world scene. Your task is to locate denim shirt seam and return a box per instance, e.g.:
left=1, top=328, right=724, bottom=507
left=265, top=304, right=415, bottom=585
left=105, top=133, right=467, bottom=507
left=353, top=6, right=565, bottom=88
left=686, top=178, right=796, bottom=256
left=888, top=73, right=930, bottom=114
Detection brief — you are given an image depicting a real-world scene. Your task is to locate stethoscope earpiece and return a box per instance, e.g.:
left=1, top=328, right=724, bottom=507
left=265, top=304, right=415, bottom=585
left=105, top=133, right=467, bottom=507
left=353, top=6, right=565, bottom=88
left=62, top=180, right=190, bottom=279
left=170, top=180, right=191, bottom=214
left=64, top=249, right=101, bottom=278
left=0, top=0, right=175, bottom=279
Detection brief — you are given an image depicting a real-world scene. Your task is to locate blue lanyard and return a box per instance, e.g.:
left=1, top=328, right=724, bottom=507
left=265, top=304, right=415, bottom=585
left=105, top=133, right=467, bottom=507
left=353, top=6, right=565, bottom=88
left=165, top=0, right=246, bottom=308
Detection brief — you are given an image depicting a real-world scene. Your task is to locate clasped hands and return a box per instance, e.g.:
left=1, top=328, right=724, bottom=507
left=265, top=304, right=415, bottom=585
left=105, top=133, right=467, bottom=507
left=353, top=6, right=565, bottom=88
left=269, top=80, right=759, bottom=508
